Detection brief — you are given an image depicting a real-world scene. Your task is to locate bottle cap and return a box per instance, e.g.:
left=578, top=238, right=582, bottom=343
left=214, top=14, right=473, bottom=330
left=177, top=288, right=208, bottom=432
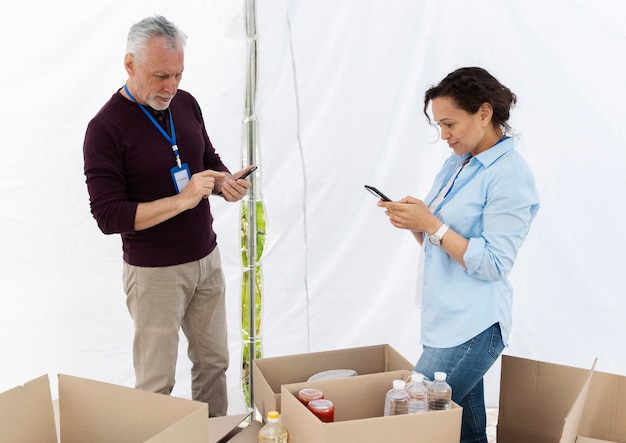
left=267, top=410, right=280, bottom=422
left=393, top=379, right=406, bottom=390
left=434, top=371, right=447, bottom=381
left=411, top=373, right=425, bottom=383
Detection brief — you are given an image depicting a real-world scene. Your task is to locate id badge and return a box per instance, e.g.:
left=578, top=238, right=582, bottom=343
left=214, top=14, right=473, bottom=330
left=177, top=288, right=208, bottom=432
left=170, top=163, right=191, bottom=193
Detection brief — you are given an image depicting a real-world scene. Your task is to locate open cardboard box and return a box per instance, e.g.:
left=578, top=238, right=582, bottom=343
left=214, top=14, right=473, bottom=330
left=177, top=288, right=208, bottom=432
left=498, top=355, right=626, bottom=443
left=0, top=374, right=253, bottom=443
left=252, top=344, right=413, bottom=420
left=280, top=369, right=462, bottom=443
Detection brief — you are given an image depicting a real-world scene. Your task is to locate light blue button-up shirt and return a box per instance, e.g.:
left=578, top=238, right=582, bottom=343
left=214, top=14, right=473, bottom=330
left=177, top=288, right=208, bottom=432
left=420, top=137, right=539, bottom=348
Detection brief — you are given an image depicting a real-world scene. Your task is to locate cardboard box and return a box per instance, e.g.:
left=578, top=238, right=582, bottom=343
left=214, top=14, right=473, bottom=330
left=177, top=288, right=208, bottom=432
left=280, top=369, right=462, bottom=443
left=497, top=355, right=626, bottom=443
left=0, top=374, right=252, bottom=443
left=252, top=344, right=414, bottom=419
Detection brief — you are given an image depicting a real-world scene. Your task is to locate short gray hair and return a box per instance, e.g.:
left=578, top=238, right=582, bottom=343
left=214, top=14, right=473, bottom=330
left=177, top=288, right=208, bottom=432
left=126, top=15, right=187, bottom=62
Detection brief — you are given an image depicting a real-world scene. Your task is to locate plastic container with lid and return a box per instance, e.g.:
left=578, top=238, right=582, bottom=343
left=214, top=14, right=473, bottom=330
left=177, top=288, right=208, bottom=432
left=297, top=388, right=324, bottom=405
left=307, top=398, right=335, bottom=422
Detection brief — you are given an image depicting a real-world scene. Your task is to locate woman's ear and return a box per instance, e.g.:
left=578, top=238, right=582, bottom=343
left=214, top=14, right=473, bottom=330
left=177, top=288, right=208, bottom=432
left=479, top=102, right=494, bottom=128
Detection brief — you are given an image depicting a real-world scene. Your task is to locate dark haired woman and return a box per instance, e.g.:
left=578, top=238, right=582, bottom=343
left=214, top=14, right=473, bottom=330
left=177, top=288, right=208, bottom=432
left=378, top=67, right=539, bottom=442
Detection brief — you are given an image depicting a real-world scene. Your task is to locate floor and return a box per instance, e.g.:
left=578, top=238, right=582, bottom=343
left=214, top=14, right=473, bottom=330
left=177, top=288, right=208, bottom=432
left=486, top=408, right=498, bottom=442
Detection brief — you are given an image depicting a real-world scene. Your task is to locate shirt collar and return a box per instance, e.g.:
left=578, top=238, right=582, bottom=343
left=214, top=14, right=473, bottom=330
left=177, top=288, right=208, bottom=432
left=472, top=136, right=515, bottom=168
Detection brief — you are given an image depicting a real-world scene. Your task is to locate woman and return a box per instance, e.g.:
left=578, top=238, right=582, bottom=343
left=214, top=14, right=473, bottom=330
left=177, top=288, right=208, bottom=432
left=379, top=67, right=539, bottom=443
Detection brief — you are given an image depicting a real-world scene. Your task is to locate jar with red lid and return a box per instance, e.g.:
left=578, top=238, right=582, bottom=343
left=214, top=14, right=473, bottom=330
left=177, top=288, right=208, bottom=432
left=297, top=388, right=324, bottom=406
left=307, top=399, right=335, bottom=422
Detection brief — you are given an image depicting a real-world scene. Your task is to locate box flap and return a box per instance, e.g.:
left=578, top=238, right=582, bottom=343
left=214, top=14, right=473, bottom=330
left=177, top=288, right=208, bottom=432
left=0, top=375, right=57, bottom=442
left=576, top=438, right=620, bottom=443
left=58, top=374, right=208, bottom=443
left=559, top=359, right=597, bottom=443
left=254, top=345, right=411, bottom=392
left=226, top=419, right=263, bottom=442
left=207, top=412, right=252, bottom=443
left=578, top=369, right=626, bottom=442
left=497, top=355, right=593, bottom=443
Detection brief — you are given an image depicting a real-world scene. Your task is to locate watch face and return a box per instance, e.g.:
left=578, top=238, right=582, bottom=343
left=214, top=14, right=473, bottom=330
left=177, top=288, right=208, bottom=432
left=428, top=235, right=441, bottom=246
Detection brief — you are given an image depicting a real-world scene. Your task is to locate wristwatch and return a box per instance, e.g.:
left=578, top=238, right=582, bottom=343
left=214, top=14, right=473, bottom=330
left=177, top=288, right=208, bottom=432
left=428, top=223, right=449, bottom=246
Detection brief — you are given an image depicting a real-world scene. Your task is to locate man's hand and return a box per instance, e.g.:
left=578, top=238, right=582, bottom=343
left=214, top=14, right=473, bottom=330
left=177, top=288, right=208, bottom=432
left=217, top=167, right=254, bottom=202
left=180, top=170, right=226, bottom=209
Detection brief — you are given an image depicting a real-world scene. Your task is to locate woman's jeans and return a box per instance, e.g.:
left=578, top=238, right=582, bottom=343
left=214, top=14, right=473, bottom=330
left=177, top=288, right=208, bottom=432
left=414, top=323, right=504, bottom=443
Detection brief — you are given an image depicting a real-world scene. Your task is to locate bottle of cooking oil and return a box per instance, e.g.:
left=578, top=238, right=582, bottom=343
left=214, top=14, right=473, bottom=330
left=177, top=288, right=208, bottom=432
left=258, top=411, right=288, bottom=443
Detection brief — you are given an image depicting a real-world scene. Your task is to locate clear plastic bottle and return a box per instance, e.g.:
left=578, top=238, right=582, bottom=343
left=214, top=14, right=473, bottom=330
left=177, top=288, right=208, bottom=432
left=406, top=372, right=429, bottom=413
left=384, top=379, right=410, bottom=416
left=258, top=411, right=288, bottom=443
left=428, top=371, right=452, bottom=411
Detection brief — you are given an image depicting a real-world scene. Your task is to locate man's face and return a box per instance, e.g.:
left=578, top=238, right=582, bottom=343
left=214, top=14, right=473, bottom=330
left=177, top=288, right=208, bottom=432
left=125, top=36, right=184, bottom=110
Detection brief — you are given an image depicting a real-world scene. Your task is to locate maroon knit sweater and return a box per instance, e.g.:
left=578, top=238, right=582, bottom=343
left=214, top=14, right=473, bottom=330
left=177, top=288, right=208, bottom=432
left=83, top=89, right=230, bottom=267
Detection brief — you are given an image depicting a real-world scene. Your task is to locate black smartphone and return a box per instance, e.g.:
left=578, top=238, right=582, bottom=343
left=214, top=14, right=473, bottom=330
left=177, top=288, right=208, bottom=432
left=238, top=165, right=258, bottom=180
left=364, top=185, right=392, bottom=202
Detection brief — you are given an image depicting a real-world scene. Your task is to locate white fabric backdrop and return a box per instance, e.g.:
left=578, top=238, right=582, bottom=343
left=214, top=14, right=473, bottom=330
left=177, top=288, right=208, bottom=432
left=1, top=0, right=625, bottom=413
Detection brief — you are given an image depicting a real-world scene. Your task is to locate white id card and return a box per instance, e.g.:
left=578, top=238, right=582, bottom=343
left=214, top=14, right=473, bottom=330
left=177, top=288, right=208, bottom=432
left=170, top=163, right=191, bottom=193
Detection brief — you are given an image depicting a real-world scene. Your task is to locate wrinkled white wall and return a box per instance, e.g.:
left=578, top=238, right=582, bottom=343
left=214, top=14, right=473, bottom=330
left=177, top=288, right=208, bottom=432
left=1, top=0, right=625, bottom=413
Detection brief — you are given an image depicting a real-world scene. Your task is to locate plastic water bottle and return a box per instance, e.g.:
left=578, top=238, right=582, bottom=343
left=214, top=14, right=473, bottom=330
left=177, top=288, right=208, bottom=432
left=406, top=373, right=429, bottom=413
left=384, top=379, right=410, bottom=416
left=258, top=411, right=288, bottom=443
left=428, top=371, right=452, bottom=411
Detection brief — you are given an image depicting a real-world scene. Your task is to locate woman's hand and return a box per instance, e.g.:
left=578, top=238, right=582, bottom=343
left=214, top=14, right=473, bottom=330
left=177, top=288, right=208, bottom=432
left=378, top=196, right=441, bottom=234
left=378, top=196, right=469, bottom=268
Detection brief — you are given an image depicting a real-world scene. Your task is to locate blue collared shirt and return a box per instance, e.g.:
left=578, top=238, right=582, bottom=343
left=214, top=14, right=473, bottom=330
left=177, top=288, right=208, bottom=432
left=420, top=137, right=539, bottom=348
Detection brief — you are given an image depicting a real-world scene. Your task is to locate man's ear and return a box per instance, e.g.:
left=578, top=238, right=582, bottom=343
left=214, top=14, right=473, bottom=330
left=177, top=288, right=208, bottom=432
left=124, top=53, right=135, bottom=76
left=479, top=102, right=494, bottom=128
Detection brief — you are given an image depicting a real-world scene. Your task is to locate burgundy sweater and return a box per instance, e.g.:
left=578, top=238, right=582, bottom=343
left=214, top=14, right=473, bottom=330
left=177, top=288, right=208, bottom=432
left=83, top=89, right=230, bottom=267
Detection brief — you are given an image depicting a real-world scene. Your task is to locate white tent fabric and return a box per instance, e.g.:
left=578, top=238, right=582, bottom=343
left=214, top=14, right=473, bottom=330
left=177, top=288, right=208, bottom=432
left=2, top=0, right=625, bottom=414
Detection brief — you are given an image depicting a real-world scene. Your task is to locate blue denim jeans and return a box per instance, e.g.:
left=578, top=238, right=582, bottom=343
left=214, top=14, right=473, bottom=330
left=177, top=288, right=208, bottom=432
left=414, top=323, right=504, bottom=443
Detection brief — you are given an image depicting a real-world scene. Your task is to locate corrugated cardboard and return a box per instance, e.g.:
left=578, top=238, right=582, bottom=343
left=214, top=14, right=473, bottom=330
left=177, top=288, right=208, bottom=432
left=206, top=413, right=257, bottom=443
left=0, top=374, right=252, bottom=443
left=0, top=375, right=57, bottom=442
left=252, top=344, right=413, bottom=419
left=226, top=420, right=264, bottom=442
left=497, top=355, right=626, bottom=443
left=280, top=369, right=462, bottom=443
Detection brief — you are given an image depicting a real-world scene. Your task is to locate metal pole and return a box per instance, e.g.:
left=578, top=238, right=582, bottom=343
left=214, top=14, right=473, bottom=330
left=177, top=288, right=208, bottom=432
left=243, top=0, right=259, bottom=414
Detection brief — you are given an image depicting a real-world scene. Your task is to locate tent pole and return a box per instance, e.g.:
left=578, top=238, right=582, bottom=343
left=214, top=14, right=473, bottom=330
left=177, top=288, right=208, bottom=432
left=243, top=0, right=259, bottom=415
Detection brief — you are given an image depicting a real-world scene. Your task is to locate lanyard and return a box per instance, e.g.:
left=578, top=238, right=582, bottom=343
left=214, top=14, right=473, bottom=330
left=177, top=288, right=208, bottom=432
left=443, top=135, right=508, bottom=199
left=443, top=157, right=471, bottom=199
left=124, top=84, right=182, bottom=167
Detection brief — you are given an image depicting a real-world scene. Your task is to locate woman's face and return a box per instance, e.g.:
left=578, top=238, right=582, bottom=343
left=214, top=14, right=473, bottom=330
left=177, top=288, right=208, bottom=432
left=431, top=96, right=495, bottom=156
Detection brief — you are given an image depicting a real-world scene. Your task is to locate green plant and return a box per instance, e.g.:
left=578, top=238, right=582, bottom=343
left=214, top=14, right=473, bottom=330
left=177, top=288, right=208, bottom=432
left=240, top=200, right=265, bottom=406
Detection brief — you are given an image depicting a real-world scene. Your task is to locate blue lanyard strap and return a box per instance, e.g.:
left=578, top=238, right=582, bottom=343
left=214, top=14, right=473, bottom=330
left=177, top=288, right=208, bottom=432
left=124, top=84, right=181, bottom=167
left=444, top=157, right=471, bottom=199
left=443, top=135, right=508, bottom=199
